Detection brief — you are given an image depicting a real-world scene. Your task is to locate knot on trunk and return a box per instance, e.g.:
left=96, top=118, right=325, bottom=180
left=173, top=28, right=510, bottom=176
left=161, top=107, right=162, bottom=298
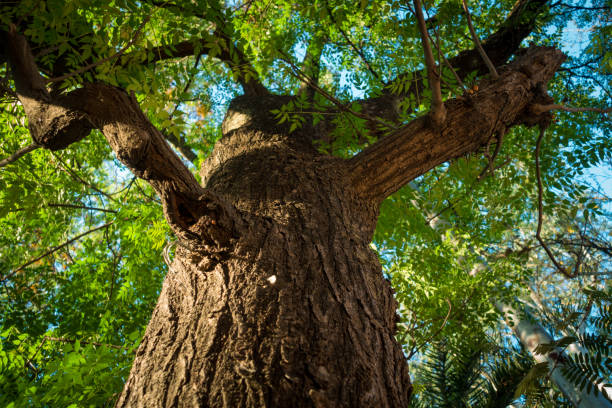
left=162, top=189, right=243, bottom=253
left=27, top=100, right=93, bottom=150
left=222, top=94, right=295, bottom=135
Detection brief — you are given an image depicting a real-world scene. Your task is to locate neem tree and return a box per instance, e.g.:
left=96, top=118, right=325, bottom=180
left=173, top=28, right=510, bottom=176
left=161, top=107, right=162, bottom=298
left=0, top=0, right=609, bottom=406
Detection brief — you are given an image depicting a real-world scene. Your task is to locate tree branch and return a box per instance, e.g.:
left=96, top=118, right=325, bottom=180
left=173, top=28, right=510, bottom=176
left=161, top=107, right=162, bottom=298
left=0, top=143, right=39, bottom=168
left=461, top=0, right=499, bottom=80
left=1, top=221, right=114, bottom=283
left=5, top=25, right=93, bottom=150
left=534, top=127, right=579, bottom=279
left=413, top=0, right=446, bottom=125
left=406, top=298, right=452, bottom=359
left=339, top=0, right=549, bottom=140
left=280, top=54, right=397, bottom=130
left=531, top=103, right=612, bottom=114
left=346, top=46, right=566, bottom=202
left=5, top=26, right=243, bottom=253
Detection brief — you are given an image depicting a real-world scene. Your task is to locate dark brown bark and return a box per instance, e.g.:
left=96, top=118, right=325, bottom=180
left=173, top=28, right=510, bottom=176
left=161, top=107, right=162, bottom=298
left=348, top=47, right=566, bottom=202
left=113, top=46, right=565, bottom=407
left=116, top=109, right=410, bottom=406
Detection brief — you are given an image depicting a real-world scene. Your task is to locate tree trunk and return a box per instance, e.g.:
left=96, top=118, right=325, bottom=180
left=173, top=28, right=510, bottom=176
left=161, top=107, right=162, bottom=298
left=115, top=95, right=411, bottom=407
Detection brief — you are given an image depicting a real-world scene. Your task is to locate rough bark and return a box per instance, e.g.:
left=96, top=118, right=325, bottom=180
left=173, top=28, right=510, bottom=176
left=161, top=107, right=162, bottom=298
left=348, top=46, right=566, bottom=202
left=116, top=96, right=410, bottom=407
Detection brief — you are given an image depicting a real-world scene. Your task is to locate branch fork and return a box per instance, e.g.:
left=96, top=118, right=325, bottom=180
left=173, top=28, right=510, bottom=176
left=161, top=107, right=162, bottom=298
left=413, top=0, right=446, bottom=127
left=6, top=26, right=243, bottom=255
left=162, top=189, right=244, bottom=253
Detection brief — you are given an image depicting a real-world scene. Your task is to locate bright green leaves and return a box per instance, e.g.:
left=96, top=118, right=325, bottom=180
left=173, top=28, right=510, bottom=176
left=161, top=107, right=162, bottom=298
left=0, top=327, right=137, bottom=407
left=0, top=105, right=167, bottom=406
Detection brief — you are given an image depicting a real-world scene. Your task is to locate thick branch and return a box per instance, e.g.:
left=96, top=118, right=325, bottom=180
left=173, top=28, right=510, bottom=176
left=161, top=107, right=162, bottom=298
left=413, top=0, right=446, bottom=125
left=62, top=84, right=241, bottom=251
left=6, top=27, right=242, bottom=252
left=346, top=46, right=566, bottom=202
left=5, top=26, right=93, bottom=149
left=162, top=130, right=198, bottom=163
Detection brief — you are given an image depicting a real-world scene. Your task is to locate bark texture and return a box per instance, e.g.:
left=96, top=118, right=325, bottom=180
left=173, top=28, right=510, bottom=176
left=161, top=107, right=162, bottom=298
left=115, top=96, right=411, bottom=407
left=349, top=47, right=566, bottom=201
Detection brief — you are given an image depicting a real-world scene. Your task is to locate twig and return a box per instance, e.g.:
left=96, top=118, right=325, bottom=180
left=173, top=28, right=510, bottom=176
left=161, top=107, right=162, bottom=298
left=0, top=143, right=39, bottom=168
left=25, top=335, right=134, bottom=371
left=428, top=26, right=465, bottom=91
left=461, top=0, right=499, bottom=80
left=1, top=221, right=114, bottom=283
left=325, top=0, right=381, bottom=81
left=48, top=14, right=152, bottom=83
left=402, top=1, right=465, bottom=93
left=531, top=103, right=612, bottom=115
left=10, top=203, right=117, bottom=213
left=534, top=127, right=578, bottom=279
left=279, top=54, right=397, bottom=130
left=46, top=203, right=117, bottom=213
left=52, top=153, right=116, bottom=201
left=413, top=0, right=446, bottom=125
left=407, top=298, right=452, bottom=359
left=477, top=127, right=506, bottom=180
left=24, top=336, right=47, bottom=373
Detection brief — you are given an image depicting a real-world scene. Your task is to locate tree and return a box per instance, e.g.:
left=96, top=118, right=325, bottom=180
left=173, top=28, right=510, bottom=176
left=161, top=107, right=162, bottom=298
left=0, top=0, right=609, bottom=406
left=400, top=178, right=612, bottom=406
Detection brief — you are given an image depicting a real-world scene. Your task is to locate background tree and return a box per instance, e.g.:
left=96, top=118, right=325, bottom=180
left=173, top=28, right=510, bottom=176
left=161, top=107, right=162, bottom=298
left=0, top=0, right=609, bottom=406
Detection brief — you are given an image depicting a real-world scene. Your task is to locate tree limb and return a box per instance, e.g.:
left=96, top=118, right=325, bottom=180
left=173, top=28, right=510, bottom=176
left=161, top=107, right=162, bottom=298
left=5, top=26, right=243, bottom=252
left=531, top=103, right=612, bottom=114
left=534, top=127, right=579, bottom=279
left=1, top=221, right=114, bottom=283
left=338, top=0, right=549, bottom=140
left=346, top=46, right=566, bottom=202
left=413, top=0, right=446, bottom=126
left=461, top=0, right=499, bottom=80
